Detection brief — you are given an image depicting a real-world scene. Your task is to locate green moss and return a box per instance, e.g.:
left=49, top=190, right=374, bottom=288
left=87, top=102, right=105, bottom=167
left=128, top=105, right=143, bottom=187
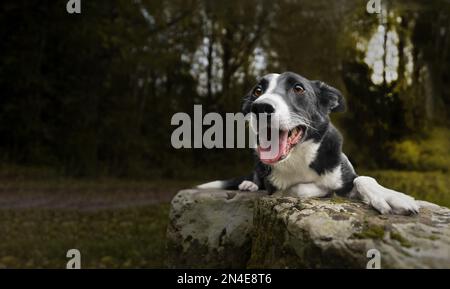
left=391, top=232, right=412, bottom=248
left=419, top=235, right=440, bottom=241
left=329, top=196, right=348, bottom=204
left=353, top=225, right=385, bottom=240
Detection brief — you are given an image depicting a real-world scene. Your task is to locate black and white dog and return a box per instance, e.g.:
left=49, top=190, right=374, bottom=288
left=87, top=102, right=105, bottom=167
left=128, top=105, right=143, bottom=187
left=198, top=72, right=419, bottom=215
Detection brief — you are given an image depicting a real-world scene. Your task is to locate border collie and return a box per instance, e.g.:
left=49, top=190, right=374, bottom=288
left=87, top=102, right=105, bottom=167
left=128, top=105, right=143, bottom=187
left=198, top=72, right=419, bottom=215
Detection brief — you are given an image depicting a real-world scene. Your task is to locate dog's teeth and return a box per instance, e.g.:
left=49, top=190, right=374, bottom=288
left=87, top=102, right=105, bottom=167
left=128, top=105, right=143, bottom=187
left=289, top=128, right=298, bottom=138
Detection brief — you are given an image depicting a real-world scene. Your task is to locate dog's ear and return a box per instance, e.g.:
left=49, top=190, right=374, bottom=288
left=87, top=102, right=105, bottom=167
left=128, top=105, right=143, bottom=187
left=312, top=81, right=346, bottom=113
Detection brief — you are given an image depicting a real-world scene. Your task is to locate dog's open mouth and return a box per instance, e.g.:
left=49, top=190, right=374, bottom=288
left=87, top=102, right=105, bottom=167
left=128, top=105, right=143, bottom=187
left=257, top=125, right=305, bottom=165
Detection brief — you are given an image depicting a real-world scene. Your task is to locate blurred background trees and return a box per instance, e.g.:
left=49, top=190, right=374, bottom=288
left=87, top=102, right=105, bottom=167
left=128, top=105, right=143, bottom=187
left=0, top=0, right=449, bottom=179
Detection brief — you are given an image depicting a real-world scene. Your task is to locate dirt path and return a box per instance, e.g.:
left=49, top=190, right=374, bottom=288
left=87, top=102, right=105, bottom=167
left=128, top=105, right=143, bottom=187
left=0, top=179, right=197, bottom=210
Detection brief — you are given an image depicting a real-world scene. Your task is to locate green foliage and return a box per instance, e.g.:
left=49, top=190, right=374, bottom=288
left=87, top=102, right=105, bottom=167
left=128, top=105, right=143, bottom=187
left=364, top=170, right=450, bottom=208
left=389, top=128, right=450, bottom=171
left=340, top=1, right=450, bottom=168
left=0, top=1, right=449, bottom=176
left=390, top=140, right=421, bottom=168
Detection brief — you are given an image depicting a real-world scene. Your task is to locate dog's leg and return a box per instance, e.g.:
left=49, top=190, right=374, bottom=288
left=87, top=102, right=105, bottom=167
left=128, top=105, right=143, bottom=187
left=198, top=179, right=259, bottom=191
left=352, top=176, right=420, bottom=215
left=197, top=180, right=227, bottom=189
left=197, top=173, right=261, bottom=191
left=289, top=183, right=330, bottom=198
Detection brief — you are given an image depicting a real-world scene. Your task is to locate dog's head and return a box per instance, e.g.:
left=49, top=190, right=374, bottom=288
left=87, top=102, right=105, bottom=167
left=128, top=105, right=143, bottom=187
left=242, top=72, right=345, bottom=165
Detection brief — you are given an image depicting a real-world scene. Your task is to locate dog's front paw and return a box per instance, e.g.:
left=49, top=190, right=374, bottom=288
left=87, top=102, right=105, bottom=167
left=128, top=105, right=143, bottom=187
left=382, top=188, right=420, bottom=215
left=238, top=181, right=259, bottom=192
left=367, top=191, right=419, bottom=215
left=355, top=176, right=420, bottom=215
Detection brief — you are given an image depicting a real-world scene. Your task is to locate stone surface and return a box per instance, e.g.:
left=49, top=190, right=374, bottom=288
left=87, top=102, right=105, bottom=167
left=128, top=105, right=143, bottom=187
left=166, top=189, right=450, bottom=269
left=249, top=196, right=450, bottom=268
left=166, top=189, right=267, bottom=268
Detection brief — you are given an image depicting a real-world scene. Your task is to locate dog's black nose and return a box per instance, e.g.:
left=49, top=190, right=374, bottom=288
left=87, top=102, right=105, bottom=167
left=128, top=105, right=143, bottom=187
left=251, top=102, right=275, bottom=114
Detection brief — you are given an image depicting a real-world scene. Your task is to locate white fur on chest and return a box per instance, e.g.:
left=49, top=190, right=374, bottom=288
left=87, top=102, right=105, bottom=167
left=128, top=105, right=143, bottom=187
left=269, top=140, right=320, bottom=189
left=268, top=139, right=343, bottom=191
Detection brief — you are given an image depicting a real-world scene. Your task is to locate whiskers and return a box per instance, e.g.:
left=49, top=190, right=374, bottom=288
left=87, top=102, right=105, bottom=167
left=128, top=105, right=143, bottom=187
left=288, top=111, right=316, bottom=131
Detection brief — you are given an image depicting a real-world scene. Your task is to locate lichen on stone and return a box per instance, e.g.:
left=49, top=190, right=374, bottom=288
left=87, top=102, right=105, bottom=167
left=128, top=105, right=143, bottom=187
left=168, top=189, right=450, bottom=269
left=352, top=224, right=385, bottom=239
left=391, top=231, right=412, bottom=248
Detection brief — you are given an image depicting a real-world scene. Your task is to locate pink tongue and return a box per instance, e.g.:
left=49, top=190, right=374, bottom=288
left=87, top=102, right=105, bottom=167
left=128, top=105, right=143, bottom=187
left=257, top=130, right=288, bottom=165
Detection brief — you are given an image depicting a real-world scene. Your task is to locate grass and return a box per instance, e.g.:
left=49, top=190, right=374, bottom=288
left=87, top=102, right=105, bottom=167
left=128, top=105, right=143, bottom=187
left=0, top=204, right=170, bottom=268
left=0, top=166, right=182, bottom=268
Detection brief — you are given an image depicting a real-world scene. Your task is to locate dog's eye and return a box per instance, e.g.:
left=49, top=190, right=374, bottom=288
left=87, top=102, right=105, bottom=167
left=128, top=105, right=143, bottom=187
left=253, top=86, right=263, bottom=97
left=293, top=84, right=305, bottom=94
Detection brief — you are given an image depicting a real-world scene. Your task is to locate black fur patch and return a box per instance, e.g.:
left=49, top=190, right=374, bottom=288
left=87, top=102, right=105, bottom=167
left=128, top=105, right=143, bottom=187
left=309, top=124, right=343, bottom=175
left=334, top=154, right=358, bottom=196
